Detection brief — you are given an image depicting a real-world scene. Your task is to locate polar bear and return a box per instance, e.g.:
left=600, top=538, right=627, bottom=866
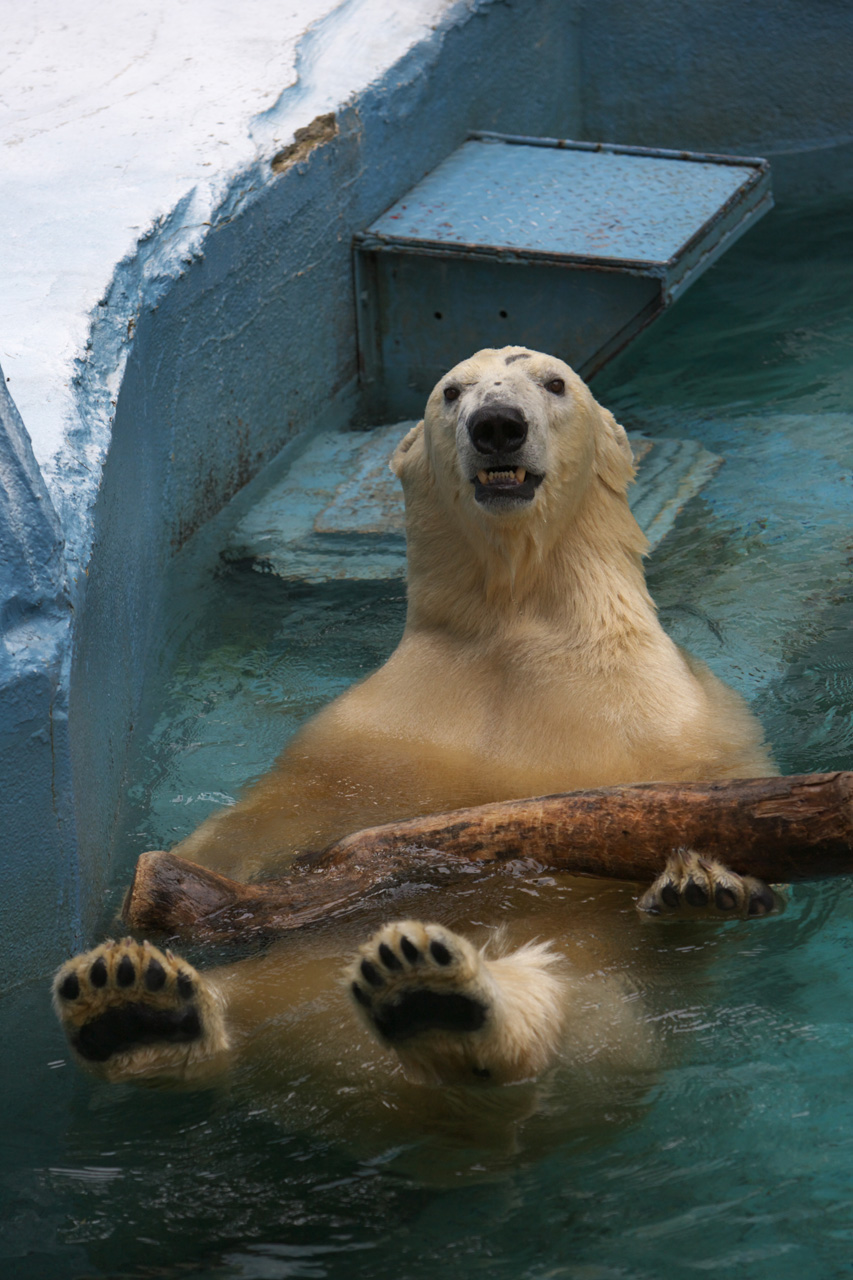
left=53, top=348, right=776, bottom=1097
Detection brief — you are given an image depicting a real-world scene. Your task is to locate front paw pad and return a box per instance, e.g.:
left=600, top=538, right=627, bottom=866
left=347, top=920, right=491, bottom=1044
left=53, top=939, right=204, bottom=1063
left=637, top=849, right=782, bottom=920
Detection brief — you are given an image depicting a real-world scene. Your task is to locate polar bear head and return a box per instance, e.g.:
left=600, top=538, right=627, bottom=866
left=391, top=347, right=635, bottom=540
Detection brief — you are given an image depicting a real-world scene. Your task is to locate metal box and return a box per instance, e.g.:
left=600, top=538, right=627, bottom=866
left=354, top=132, right=772, bottom=419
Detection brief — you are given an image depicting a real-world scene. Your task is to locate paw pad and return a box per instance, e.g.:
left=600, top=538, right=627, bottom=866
left=53, top=939, right=206, bottom=1064
left=348, top=921, right=491, bottom=1046
left=144, top=957, right=167, bottom=992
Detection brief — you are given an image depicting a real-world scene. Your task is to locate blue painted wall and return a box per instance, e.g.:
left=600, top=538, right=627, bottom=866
left=0, top=370, right=77, bottom=964
left=579, top=0, right=853, bottom=197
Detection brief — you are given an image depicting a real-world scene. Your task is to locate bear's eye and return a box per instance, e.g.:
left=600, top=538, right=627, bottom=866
left=545, top=378, right=565, bottom=396
left=443, top=386, right=460, bottom=403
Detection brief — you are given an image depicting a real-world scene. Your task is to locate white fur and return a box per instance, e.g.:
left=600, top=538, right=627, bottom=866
left=55, top=348, right=774, bottom=1092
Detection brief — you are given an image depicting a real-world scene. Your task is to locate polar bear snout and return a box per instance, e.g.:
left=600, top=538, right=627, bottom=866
left=461, top=402, right=545, bottom=508
left=466, top=403, right=528, bottom=456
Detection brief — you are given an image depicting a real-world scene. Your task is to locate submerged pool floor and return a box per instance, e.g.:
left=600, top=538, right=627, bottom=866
left=3, top=197, right=853, bottom=1279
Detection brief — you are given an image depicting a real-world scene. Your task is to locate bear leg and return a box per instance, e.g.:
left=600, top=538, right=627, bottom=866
left=53, top=938, right=229, bottom=1081
left=636, top=848, right=782, bottom=919
left=347, top=920, right=568, bottom=1086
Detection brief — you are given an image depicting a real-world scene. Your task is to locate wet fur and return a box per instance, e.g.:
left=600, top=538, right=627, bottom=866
left=175, top=347, right=772, bottom=879
left=54, top=348, right=774, bottom=1095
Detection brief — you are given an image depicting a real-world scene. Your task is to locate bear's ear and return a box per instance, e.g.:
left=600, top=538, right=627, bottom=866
left=390, top=420, right=425, bottom=479
left=593, top=404, right=635, bottom=494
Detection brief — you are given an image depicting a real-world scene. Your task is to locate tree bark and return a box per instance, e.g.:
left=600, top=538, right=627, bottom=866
left=122, top=771, right=853, bottom=943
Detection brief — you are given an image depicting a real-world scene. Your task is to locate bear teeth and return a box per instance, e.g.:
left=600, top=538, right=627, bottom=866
left=477, top=468, right=527, bottom=485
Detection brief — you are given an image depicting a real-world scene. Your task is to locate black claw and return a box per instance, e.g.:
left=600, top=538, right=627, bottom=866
left=351, top=982, right=370, bottom=1007
left=714, top=886, right=738, bottom=912
left=176, top=972, right=195, bottom=999
left=748, top=887, right=775, bottom=917
left=429, top=940, right=452, bottom=966
left=144, top=958, right=167, bottom=992
left=472, top=1066, right=491, bottom=1079
left=90, top=957, right=108, bottom=988
left=400, top=936, right=422, bottom=964
left=116, top=956, right=136, bottom=987
left=360, top=959, right=384, bottom=988
left=660, top=882, right=680, bottom=909
left=378, top=943, right=403, bottom=971
left=684, top=879, right=709, bottom=908
left=58, top=973, right=80, bottom=1001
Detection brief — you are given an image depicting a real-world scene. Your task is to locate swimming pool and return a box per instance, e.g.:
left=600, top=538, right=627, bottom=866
left=2, top=195, right=852, bottom=1279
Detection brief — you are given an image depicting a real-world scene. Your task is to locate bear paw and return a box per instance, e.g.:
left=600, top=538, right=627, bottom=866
left=347, top=920, right=569, bottom=1085
left=636, top=849, right=782, bottom=920
left=52, top=939, right=228, bottom=1079
left=349, top=921, right=491, bottom=1044
left=347, top=921, right=502, bottom=1083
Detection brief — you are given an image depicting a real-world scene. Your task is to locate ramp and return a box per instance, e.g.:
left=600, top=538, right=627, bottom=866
left=354, top=132, right=772, bottom=419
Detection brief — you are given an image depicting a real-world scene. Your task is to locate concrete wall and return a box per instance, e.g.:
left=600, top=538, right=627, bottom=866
left=0, top=371, right=76, bottom=964
left=579, top=0, right=853, bottom=197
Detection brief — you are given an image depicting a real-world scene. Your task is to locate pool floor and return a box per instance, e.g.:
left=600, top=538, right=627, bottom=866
left=3, top=196, right=853, bottom=1279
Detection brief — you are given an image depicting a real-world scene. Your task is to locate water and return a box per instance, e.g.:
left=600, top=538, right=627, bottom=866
left=3, top=195, right=853, bottom=1279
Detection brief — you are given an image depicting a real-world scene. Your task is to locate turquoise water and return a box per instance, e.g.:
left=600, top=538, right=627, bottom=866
left=3, top=196, right=853, bottom=1279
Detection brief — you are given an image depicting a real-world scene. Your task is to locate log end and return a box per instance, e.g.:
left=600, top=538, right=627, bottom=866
left=122, top=849, right=251, bottom=936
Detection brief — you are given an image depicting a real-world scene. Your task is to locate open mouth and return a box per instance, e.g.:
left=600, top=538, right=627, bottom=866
left=472, top=466, right=544, bottom=505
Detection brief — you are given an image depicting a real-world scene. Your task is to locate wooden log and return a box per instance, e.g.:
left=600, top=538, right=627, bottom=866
left=121, top=847, right=384, bottom=942
left=122, top=771, right=853, bottom=942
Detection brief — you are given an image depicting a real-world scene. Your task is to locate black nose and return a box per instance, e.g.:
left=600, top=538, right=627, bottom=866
left=467, top=404, right=528, bottom=455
